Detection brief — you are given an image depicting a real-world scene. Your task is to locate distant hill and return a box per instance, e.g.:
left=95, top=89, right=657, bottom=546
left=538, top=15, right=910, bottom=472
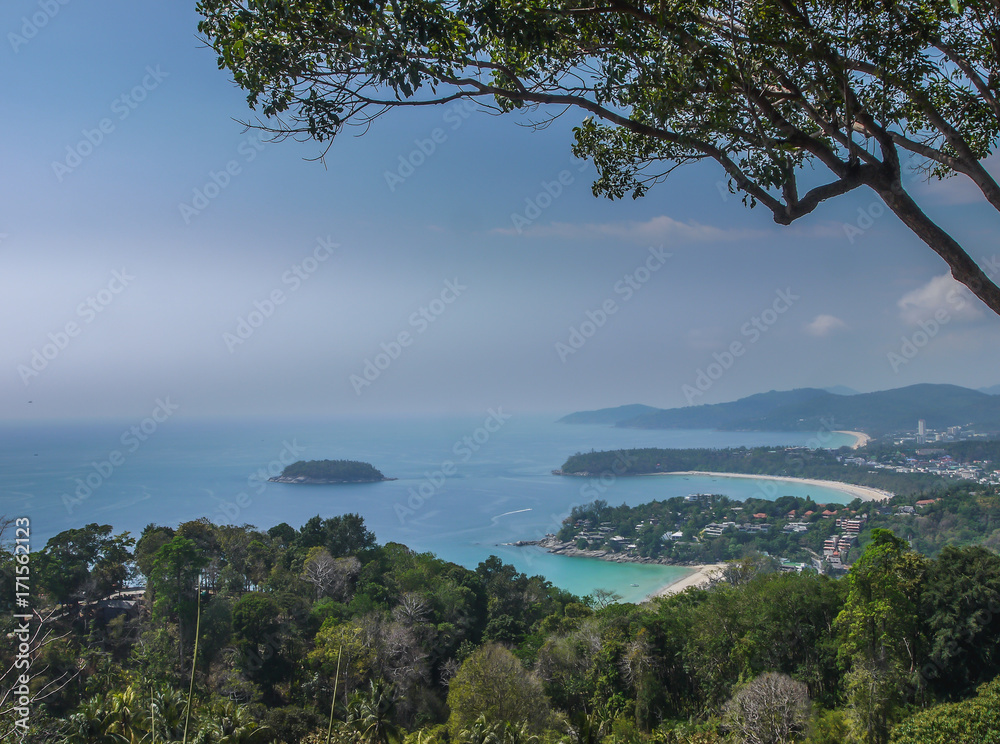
left=824, top=385, right=860, bottom=396
left=979, top=384, right=1000, bottom=395
left=559, top=384, right=1000, bottom=435
left=557, top=404, right=660, bottom=425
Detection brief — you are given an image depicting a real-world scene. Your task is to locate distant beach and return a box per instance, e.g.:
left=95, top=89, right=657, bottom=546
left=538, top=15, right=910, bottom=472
left=647, top=562, right=726, bottom=600
left=659, top=471, right=893, bottom=502
left=836, top=430, right=871, bottom=449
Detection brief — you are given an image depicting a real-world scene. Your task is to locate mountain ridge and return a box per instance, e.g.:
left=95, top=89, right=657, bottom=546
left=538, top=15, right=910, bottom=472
left=559, top=384, right=1000, bottom=434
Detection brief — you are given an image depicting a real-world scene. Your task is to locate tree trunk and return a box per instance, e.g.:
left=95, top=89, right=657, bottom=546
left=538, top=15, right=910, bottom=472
left=876, top=182, right=1000, bottom=315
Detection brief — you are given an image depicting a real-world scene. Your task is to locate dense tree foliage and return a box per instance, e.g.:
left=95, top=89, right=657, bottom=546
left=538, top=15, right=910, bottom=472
left=197, top=0, right=1000, bottom=314
left=3, top=509, right=1000, bottom=742
left=446, top=643, right=552, bottom=735
left=890, top=675, right=1000, bottom=744
left=32, top=523, right=134, bottom=605
left=280, top=459, right=387, bottom=482
left=835, top=530, right=927, bottom=744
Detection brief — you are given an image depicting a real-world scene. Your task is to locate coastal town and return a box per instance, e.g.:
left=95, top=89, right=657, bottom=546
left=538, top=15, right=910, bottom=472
left=841, top=419, right=1000, bottom=486
left=531, top=423, right=1000, bottom=578
left=526, top=491, right=965, bottom=577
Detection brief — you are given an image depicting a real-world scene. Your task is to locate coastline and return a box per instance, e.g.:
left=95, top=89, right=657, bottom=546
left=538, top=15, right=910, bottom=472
left=515, top=537, right=723, bottom=602
left=267, top=475, right=397, bottom=484
left=835, top=430, right=871, bottom=449
left=647, top=562, right=727, bottom=600
left=525, top=536, right=687, bottom=565
left=658, top=471, right=893, bottom=502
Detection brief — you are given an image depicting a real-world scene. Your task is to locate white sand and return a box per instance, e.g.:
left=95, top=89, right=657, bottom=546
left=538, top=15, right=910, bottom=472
left=836, top=430, right=871, bottom=449
left=648, top=563, right=726, bottom=599
left=661, top=471, right=893, bottom=502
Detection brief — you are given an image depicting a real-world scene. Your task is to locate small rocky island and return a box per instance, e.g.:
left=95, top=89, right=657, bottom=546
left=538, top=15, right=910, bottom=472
left=268, top=459, right=396, bottom=484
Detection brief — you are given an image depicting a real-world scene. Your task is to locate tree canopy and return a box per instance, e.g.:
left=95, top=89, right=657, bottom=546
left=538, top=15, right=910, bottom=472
left=7, top=508, right=1000, bottom=740
left=198, top=0, right=1000, bottom=314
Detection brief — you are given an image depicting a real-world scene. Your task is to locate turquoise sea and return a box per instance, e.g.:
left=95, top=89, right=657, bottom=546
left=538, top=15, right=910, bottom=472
left=0, top=415, right=858, bottom=603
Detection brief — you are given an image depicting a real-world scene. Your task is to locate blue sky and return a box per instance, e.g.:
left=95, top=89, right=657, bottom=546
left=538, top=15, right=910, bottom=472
left=3, top=0, right=1000, bottom=421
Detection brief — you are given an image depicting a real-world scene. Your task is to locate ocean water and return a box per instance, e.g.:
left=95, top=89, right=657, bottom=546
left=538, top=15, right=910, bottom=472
left=0, top=415, right=857, bottom=603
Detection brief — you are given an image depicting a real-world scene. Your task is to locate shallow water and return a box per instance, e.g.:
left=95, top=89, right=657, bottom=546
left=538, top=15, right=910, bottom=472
left=0, top=415, right=856, bottom=602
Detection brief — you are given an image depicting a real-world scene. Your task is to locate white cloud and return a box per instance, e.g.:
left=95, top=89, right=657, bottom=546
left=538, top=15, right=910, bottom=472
left=494, top=215, right=762, bottom=243
left=897, top=272, right=983, bottom=324
left=805, top=314, right=848, bottom=337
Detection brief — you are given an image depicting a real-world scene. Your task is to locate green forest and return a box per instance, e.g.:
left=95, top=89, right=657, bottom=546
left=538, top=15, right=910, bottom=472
left=278, top=461, right=388, bottom=483
left=2, top=512, right=1000, bottom=743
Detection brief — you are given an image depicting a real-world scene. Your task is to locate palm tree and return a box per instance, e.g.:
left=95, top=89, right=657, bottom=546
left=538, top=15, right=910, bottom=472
left=565, top=708, right=611, bottom=744
left=460, top=717, right=540, bottom=744
left=496, top=721, right=539, bottom=744
left=66, top=696, right=120, bottom=744
left=195, top=700, right=274, bottom=743
left=106, top=685, right=153, bottom=744
left=346, top=680, right=400, bottom=744
left=151, top=686, right=190, bottom=743
left=457, top=715, right=501, bottom=744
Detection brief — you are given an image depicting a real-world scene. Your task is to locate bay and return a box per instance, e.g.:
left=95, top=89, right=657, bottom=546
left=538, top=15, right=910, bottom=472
left=0, top=414, right=857, bottom=603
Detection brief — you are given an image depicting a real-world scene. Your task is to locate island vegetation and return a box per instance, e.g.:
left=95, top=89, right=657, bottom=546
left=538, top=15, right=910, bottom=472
left=271, top=459, right=391, bottom=484
left=548, top=481, right=1000, bottom=570
left=3, top=504, right=1000, bottom=743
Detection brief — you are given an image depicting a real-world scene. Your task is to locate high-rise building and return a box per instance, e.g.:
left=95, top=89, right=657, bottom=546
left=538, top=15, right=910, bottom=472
left=918, top=419, right=926, bottom=436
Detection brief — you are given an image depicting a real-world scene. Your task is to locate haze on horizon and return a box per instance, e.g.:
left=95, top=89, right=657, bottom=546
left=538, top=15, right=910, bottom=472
left=4, top=2, right=1000, bottom=424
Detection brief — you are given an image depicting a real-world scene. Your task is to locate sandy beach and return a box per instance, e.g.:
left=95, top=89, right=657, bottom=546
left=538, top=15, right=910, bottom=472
left=648, top=562, right=727, bottom=599
left=660, top=471, right=893, bottom=502
left=836, top=430, right=871, bottom=449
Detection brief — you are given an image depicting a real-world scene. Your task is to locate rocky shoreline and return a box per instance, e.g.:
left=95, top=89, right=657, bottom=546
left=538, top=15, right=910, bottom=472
left=267, top=475, right=398, bottom=484
left=510, top=535, right=704, bottom=568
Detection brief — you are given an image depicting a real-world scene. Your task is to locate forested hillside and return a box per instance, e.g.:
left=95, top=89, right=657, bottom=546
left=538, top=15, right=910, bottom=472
left=2, top=514, right=1000, bottom=743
